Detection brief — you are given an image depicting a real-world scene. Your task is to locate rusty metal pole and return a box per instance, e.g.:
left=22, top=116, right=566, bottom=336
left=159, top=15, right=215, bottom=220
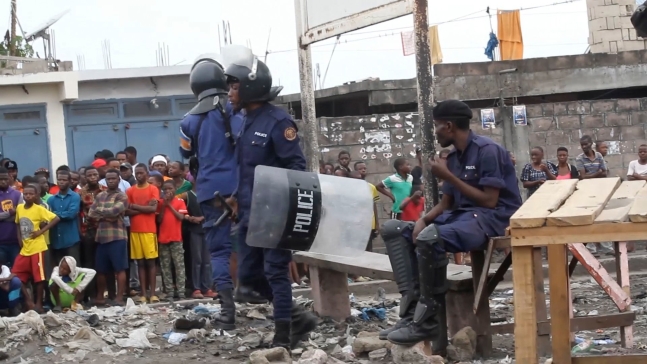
left=9, top=0, right=17, bottom=56
left=412, top=0, right=438, bottom=209
left=294, top=0, right=320, bottom=172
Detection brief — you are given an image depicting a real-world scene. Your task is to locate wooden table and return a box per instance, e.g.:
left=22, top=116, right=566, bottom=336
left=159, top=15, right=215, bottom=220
left=510, top=178, right=647, bottom=363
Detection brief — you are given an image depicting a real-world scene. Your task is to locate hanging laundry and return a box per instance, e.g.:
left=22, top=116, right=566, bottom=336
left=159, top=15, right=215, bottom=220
left=497, top=9, right=523, bottom=60
left=401, top=31, right=415, bottom=56
left=428, top=25, right=443, bottom=65
left=484, top=31, right=499, bottom=61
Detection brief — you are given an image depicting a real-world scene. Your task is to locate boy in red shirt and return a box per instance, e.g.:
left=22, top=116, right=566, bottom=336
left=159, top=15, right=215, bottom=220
left=126, top=165, right=160, bottom=303
left=157, top=181, right=187, bottom=300
left=399, top=185, right=425, bottom=222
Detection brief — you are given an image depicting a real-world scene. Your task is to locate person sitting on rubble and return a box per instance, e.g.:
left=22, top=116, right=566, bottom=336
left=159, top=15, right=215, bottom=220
left=379, top=100, right=522, bottom=351
left=49, top=256, right=96, bottom=312
left=0, top=256, right=22, bottom=316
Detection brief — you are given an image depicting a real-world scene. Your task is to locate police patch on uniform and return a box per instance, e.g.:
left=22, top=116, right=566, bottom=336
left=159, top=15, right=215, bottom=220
left=284, top=127, right=297, bottom=141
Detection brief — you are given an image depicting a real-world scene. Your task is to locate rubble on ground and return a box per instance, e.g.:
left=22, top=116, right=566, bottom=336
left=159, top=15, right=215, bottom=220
left=0, top=276, right=646, bottom=363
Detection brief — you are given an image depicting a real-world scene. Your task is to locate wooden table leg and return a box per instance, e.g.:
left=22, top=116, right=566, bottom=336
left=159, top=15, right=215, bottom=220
left=470, top=251, right=492, bottom=357
left=548, top=245, right=572, bottom=363
left=615, top=241, right=634, bottom=348
left=309, top=266, right=351, bottom=321
left=532, top=248, right=551, bottom=357
left=512, top=245, right=538, bottom=364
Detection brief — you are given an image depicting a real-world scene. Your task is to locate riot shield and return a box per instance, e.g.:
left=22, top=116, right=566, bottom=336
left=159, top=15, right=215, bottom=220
left=246, top=166, right=374, bottom=255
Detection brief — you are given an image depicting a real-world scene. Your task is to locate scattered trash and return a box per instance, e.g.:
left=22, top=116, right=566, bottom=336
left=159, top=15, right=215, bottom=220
left=572, top=339, right=594, bottom=354
left=67, top=327, right=106, bottom=351
left=44, top=347, right=54, bottom=354
left=86, top=314, right=100, bottom=327
left=115, top=328, right=153, bottom=349
left=359, top=307, right=386, bottom=321
left=167, top=332, right=187, bottom=345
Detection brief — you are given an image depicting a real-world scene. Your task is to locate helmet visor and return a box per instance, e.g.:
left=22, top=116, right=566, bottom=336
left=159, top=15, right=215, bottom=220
left=222, top=45, right=258, bottom=79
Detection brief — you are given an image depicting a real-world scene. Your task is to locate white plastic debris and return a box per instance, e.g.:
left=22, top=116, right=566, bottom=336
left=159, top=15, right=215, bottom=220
left=67, top=327, right=107, bottom=351
left=101, top=346, right=127, bottom=357
left=116, top=328, right=153, bottom=349
left=21, top=311, right=46, bottom=336
left=168, top=332, right=187, bottom=345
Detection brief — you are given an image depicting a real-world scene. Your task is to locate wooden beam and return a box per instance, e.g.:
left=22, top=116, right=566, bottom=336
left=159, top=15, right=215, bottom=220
left=512, top=246, right=538, bottom=363
left=568, top=243, right=631, bottom=311
left=595, top=180, right=646, bottom=223
left=489, top=311, right=636, bottom=335
left=511, top=222, right=647, bottom=246
left=548, top=244, right=572, bottom=364
left=532, top=248, right=551, bottom=357
left=547, top=178, right=621, bottom=226
left=572, top=355, right=647, bottom=364
left=614, top=241, right=633, bottom=348
left=510, top=179, right=577, bottom=228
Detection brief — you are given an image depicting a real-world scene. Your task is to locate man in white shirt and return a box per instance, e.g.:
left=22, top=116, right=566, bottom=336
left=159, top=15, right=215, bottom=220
left=628, top=144, right=647, bottom=180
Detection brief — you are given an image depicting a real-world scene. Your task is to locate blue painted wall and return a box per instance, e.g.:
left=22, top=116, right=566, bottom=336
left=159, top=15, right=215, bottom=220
left=64, top=96, right=196, bottom=169
left=0, top=104, right=50, bottom=177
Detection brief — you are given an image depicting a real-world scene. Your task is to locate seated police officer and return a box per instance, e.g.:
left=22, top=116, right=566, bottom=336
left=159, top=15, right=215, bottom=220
left=222, top=45, right=317, bottom=350
left=179, top=55, right=242, bottom=330
left=380, top=100, right=521, bottom=348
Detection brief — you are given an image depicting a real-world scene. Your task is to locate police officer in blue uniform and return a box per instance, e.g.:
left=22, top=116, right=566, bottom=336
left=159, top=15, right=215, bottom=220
left=380, top=100, right=521, bottom=347
left=179, top=56, right=242, bottom=330
left=223, top=49, right=316, bottom=349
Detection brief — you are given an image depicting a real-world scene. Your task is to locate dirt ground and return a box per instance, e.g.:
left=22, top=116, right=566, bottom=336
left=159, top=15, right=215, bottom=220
left=3, top=274, right=647, bottom=364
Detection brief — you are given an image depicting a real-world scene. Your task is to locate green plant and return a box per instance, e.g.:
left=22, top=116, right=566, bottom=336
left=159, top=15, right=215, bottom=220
left=0, top=35, right=34, bottom=66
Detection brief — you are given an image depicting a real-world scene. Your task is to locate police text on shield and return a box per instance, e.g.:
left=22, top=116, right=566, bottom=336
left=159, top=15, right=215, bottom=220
left=293, top=189, right=313, bottom=234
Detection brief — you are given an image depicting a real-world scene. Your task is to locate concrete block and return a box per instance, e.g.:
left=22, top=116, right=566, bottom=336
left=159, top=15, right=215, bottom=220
left=547, top=56, right=574, bottom=70
left=546, top=130, right=571, bottom=146
left=570, top=128, right=597, bottom=142
left=605, top=154, right=623, bottom=168
left=594, top=5, right=622, bottom=17
left=610, top=41, right=619, bottom=53
left=529, top=131, right=547, bottom=146
left=623, top=152, right=639, bottom=166
left=617, top=50, right=642, bottom=65
left=571, top=54, right=595, bottom=68
left=617, top=99, right=641, bottom=111
left=597, top=126, right=620, bottom=140
left=630, top=28, right=637, bottom=41
left=567, top=101, right=591, bottom=115
left=593, top=29, right=624, bottom=44
left=620, top=125, right=646, bottom=140
left=557, top=115, right=582, bottom=129
left=623, top=28, right=631, bottom=41
left=582, top=114, right=606, bottom=128
left=591, top=100, right=616, bottom=113
left=622, top=40, right=647, bottom=51
left=590, top=42, right=611, bottom=53
left=589, top=17, right=608, bottom=30
left=525, top=104, right=544, bottom=118
left=619, top=140, right=636, bottom=154
left=553, top=103, right=569, bottom=116
left=529, top=117, right=555, bottom=132
left=433, top=63, right=462, bottom=77
left=614, top=16, right=623, bottom=29
left=639, top=98, right=647, bottom=110
left=543, top=104, right=555, bottom=117
left=632, top=111, right=647, bottom=125
left=606, top=112, right=631, bottom=126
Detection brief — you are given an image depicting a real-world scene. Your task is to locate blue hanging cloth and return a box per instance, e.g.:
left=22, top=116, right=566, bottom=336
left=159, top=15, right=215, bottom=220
left=484, top=31, right=499, bottom=61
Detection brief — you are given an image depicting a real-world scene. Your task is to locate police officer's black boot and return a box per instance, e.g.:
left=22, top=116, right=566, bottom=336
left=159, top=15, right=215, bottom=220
left=290, top=304, right=318, bottom=349
left=271, top=320, right=292, bottom=351
left=387, top=225, right=448, bottom=347
left=211, top=288, right=236, bottom=330
left=234, top=285, right=268, bottom=304
left=379, top=220, right=420, bottom=340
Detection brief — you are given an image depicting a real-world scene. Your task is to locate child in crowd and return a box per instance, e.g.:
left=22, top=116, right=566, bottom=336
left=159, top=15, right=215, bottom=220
left=628, top=144, right=647, bottom=181
left=324, top=162, right=334, bottom=175
left=334, top=169, right=349, bottom=177
left=14, top=184, right=60, bottom=312
left=399, top=185, right=425, bottom=222
left=185, top=182, right=216, bottom=299
left=336, top=151, right=351, bottom=173
left=0, top=257, right=22, bottom=316
left=148, top=173, right=164, bottom=193
left=157, top=181, right=187, bottom=300
left=126, top=165, right=160, bottom=303
left=376, top=158, right=413, bottom=220
left=49, top=256, right=96, bottom=311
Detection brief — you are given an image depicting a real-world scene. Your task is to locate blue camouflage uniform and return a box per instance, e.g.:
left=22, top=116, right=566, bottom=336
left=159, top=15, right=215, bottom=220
left=236, top=103, right=306, bottom=321
left=403, top=131, right=522, bottom=252
left=179, top=105, right=243, bottom=293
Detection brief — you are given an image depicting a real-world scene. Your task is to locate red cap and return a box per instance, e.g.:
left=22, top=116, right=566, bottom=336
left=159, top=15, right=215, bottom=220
left=91, top=159, right=107, bottom=168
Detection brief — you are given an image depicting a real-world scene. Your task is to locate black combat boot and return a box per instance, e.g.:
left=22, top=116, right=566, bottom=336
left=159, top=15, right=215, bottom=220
left=378, top=220, right=420, bottom=340
left=234, top=285, right=269, bottom=304
left=290, top=305, right=318, bottom=349
left=271, top=320, right=292, bottom=351
left=211, top=288, right=236, bottom=330
left=387, top=225, right=447, bottom=346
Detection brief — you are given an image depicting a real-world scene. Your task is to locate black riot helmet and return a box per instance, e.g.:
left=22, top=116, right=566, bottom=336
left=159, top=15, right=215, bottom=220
left=190, top=60, right=228, bottom=101
left=222, top=45, right=282, bottom=103
left=632, top=2, right=647, bottom=38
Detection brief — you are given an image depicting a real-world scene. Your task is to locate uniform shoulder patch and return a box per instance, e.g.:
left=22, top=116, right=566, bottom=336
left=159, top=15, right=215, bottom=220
left=284, top=127, right=297, bottom=141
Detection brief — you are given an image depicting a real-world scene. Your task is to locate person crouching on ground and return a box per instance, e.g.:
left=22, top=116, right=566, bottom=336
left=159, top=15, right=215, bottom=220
left=49, top=256, right=96, bottom=311
left=0, top=257, right=22, bottom=316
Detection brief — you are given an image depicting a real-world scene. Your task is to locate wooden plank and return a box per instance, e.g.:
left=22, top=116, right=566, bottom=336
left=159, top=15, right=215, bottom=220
left=548, top=244, right=572, bottom=364
left=572, top=355, right=647, bottom=364
left=547, top=177, right=621, bottom=226
left=568, top=243, right=631, bottom=311
left=532, top=248, right=551, bottom=357
left=309, top=266, right=351, bottom=321
left=490, top=311, right=636, bottom=335
left=595, top=180, right=646, bottom=223
left=473, top=239, right=495, bottom=314
left=614, top=241, right=634, bottom=348
left=469, top=251, right=492, bottom=358
left=510, top=179, right=578, bottom=228
left=511, top=246, right=538, bottom=363
left=511, top=222, right=647, bottom=247
left=628, top=183, right=647, bottom=222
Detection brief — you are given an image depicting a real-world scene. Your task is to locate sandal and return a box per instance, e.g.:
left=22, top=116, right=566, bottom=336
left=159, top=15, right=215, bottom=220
left=149, top=295, right=160, bottom=303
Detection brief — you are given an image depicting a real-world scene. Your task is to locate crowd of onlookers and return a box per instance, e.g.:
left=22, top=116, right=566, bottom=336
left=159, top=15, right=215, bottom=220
left=0, top=146, right=219, bottom=315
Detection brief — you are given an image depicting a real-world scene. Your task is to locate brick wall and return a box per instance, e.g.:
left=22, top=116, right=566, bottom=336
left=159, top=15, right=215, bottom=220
left=587, top=0, right=644, bottom=53
left=519, top=98, right=647, bottom=177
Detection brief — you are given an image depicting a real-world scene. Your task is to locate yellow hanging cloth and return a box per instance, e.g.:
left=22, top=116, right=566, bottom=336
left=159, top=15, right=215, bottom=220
left=428, top=25, right=443, bottom=65
left=497, top=10, right=523, bottom=60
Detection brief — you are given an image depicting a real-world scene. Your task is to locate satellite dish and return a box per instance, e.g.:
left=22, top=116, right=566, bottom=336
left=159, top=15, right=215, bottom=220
left=24, top=9, right=69, bottom=42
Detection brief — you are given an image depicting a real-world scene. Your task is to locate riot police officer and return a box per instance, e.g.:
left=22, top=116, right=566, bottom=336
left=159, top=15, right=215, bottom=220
left=223, top=46, right=317, bottom=349
left=179, top=55, right=242, bottom=330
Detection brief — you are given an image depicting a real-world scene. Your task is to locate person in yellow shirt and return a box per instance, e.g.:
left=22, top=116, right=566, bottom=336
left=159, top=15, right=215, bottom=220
left=13, top=184, right=60, bottom=313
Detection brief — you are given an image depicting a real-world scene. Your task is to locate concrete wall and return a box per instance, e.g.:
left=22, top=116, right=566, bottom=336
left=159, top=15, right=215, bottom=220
left=77, top=75, right=190, bottom=101
left=587, top=0, right=644, bottom=53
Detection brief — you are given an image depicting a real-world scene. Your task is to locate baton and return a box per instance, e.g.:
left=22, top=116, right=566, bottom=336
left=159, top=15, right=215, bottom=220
left=213, top=191, right=235, bottom=227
